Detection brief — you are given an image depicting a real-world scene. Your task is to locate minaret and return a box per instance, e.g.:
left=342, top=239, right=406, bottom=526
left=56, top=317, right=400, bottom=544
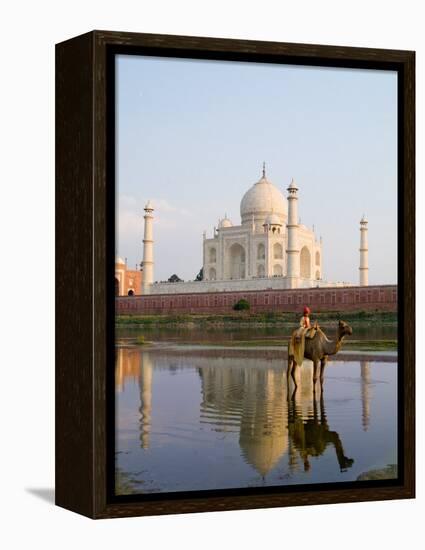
left=142, top=201, right=154, bottom=294
left=359, top=215, right=369, bottom=286
left=286, top=179, right=300, bottom=288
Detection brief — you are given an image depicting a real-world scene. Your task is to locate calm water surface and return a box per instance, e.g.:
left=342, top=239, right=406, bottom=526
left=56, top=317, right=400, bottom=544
left=115, top=343, right=397, bottom=494
left=117, top=324, right=396, bottom=343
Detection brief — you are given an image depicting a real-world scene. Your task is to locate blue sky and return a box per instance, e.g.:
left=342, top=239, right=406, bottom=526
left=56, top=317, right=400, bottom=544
left=116, top=54, right=397, bottom=284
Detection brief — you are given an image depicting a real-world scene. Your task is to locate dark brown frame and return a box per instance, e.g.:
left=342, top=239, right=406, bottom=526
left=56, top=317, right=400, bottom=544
left=56, top=30, right=415, bottom=519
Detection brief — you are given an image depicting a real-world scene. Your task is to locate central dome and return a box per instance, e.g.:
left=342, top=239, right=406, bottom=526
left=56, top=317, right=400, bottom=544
left=240, top=171, right=287, bottom=226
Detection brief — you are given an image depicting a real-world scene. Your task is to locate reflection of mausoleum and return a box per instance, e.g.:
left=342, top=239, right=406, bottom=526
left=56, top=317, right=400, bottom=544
left=199, top=364, right=289, bottom=478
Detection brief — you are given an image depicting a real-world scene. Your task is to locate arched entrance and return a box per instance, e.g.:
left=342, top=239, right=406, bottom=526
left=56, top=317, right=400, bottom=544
left=257, top=243, right=265, bottom=260
left=300, top=247, right=311, bottom=278
left=227, top=243, right=246, bottom=279
left=128, top=289, right=134, bottom=296
left=273, top=264, right=283, bottom=276
left=115, top=278, right=120, bottom=296
left=273, top=243, right=283, bottom=259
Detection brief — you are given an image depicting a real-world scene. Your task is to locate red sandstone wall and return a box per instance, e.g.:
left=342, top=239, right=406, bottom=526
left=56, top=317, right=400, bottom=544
left=116, top=284, right=397, bottom=315
left=123, top=269, right=142, bottom=296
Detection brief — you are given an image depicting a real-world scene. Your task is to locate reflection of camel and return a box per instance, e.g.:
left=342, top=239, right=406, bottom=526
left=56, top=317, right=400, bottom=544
left=288, top=321, right=353, bottom=388
left=287, top=388, right=354, bottom=473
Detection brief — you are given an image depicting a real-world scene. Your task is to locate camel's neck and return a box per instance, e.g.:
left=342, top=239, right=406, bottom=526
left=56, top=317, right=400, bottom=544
left=322, top=332, right=345, bottom=356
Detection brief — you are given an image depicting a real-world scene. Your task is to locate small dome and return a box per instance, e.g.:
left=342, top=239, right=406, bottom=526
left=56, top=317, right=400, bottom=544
left=287, top=178, right=298, bottom=191
left=264, top=213, right=282, bottom=226
left=360, top=214, right=368, bottom=224
left=219, top=216, right=233, bottom=228
left=116, top=256, right=125, bottom=265
left=240, top=171, right=286, bottom=226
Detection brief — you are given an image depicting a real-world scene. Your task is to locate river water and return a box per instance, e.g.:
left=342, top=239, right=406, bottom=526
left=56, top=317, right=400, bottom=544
left=115, top=336, right=398, bottom=495
left=117, top=323, right=397, bottom=344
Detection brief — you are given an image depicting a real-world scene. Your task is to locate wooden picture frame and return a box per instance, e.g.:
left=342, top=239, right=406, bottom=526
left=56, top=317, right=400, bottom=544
left=55, top=30, right=415, bottom=519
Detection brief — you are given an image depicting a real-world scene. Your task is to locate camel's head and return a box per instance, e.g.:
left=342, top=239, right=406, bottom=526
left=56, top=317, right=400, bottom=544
left=338, top=320, right=353, bottom=338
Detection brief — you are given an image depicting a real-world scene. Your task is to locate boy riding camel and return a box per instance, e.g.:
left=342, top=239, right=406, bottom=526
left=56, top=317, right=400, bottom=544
left=290, top=306, right=318, bottom=368
left=295, top=306, right=318, bottom=342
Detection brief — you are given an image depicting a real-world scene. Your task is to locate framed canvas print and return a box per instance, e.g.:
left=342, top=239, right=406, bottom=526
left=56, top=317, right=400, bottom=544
left=55, top=30, right=415, bottom=519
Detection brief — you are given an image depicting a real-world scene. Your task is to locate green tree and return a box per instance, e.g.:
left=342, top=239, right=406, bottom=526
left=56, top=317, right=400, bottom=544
left=168, top=274, right=183, bottom=283
left=233, top=298, right=250, bottom=311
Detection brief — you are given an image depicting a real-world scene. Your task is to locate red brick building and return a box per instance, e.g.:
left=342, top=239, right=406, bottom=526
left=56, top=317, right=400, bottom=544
left=115, top=257, right=143, bottom=296
left=116, top=284, right=397, bottom=315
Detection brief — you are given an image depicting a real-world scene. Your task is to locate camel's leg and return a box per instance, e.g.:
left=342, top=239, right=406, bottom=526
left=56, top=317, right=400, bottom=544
left=287, top=355, right=293, bottom=383
left=291, top=361, right=298, bottom=388
left=320, top=356, right=328, bottom=388
left=313, top=360, right=319, bottom=387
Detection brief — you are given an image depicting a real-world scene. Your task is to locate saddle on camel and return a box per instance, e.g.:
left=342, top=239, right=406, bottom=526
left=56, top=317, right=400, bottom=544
left=290, top=306, right=318, bottom=367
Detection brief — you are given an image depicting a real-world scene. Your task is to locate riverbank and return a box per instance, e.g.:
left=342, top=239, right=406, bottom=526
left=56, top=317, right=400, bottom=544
left=116, top=310, right=397, bottom=328
left=116, top=335, right=397, bottom=352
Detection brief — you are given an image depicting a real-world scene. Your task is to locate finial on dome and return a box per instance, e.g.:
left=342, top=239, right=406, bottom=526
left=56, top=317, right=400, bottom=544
left=262, top=161, right=266, bottom=178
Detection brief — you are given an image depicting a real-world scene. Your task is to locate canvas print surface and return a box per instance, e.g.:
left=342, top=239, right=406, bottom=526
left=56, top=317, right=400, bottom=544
left=114, top=55, right=398, bottom=495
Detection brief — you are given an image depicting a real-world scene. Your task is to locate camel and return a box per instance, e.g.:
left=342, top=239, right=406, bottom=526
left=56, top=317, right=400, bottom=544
left=287, top=320, right=353, bottom=388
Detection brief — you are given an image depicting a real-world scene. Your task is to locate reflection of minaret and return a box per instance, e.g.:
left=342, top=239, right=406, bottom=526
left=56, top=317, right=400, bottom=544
left=139, top=353, right=153, bottom=449
left=115, top=347, right=141, bottom=391
left=360, top=360, right=371, bottom=431
left=116, top=348, right=125, bottom=392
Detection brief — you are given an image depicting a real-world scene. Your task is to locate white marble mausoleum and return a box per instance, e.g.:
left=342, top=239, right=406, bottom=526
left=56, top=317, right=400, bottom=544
left=139, top=165, right=367, bottom=295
